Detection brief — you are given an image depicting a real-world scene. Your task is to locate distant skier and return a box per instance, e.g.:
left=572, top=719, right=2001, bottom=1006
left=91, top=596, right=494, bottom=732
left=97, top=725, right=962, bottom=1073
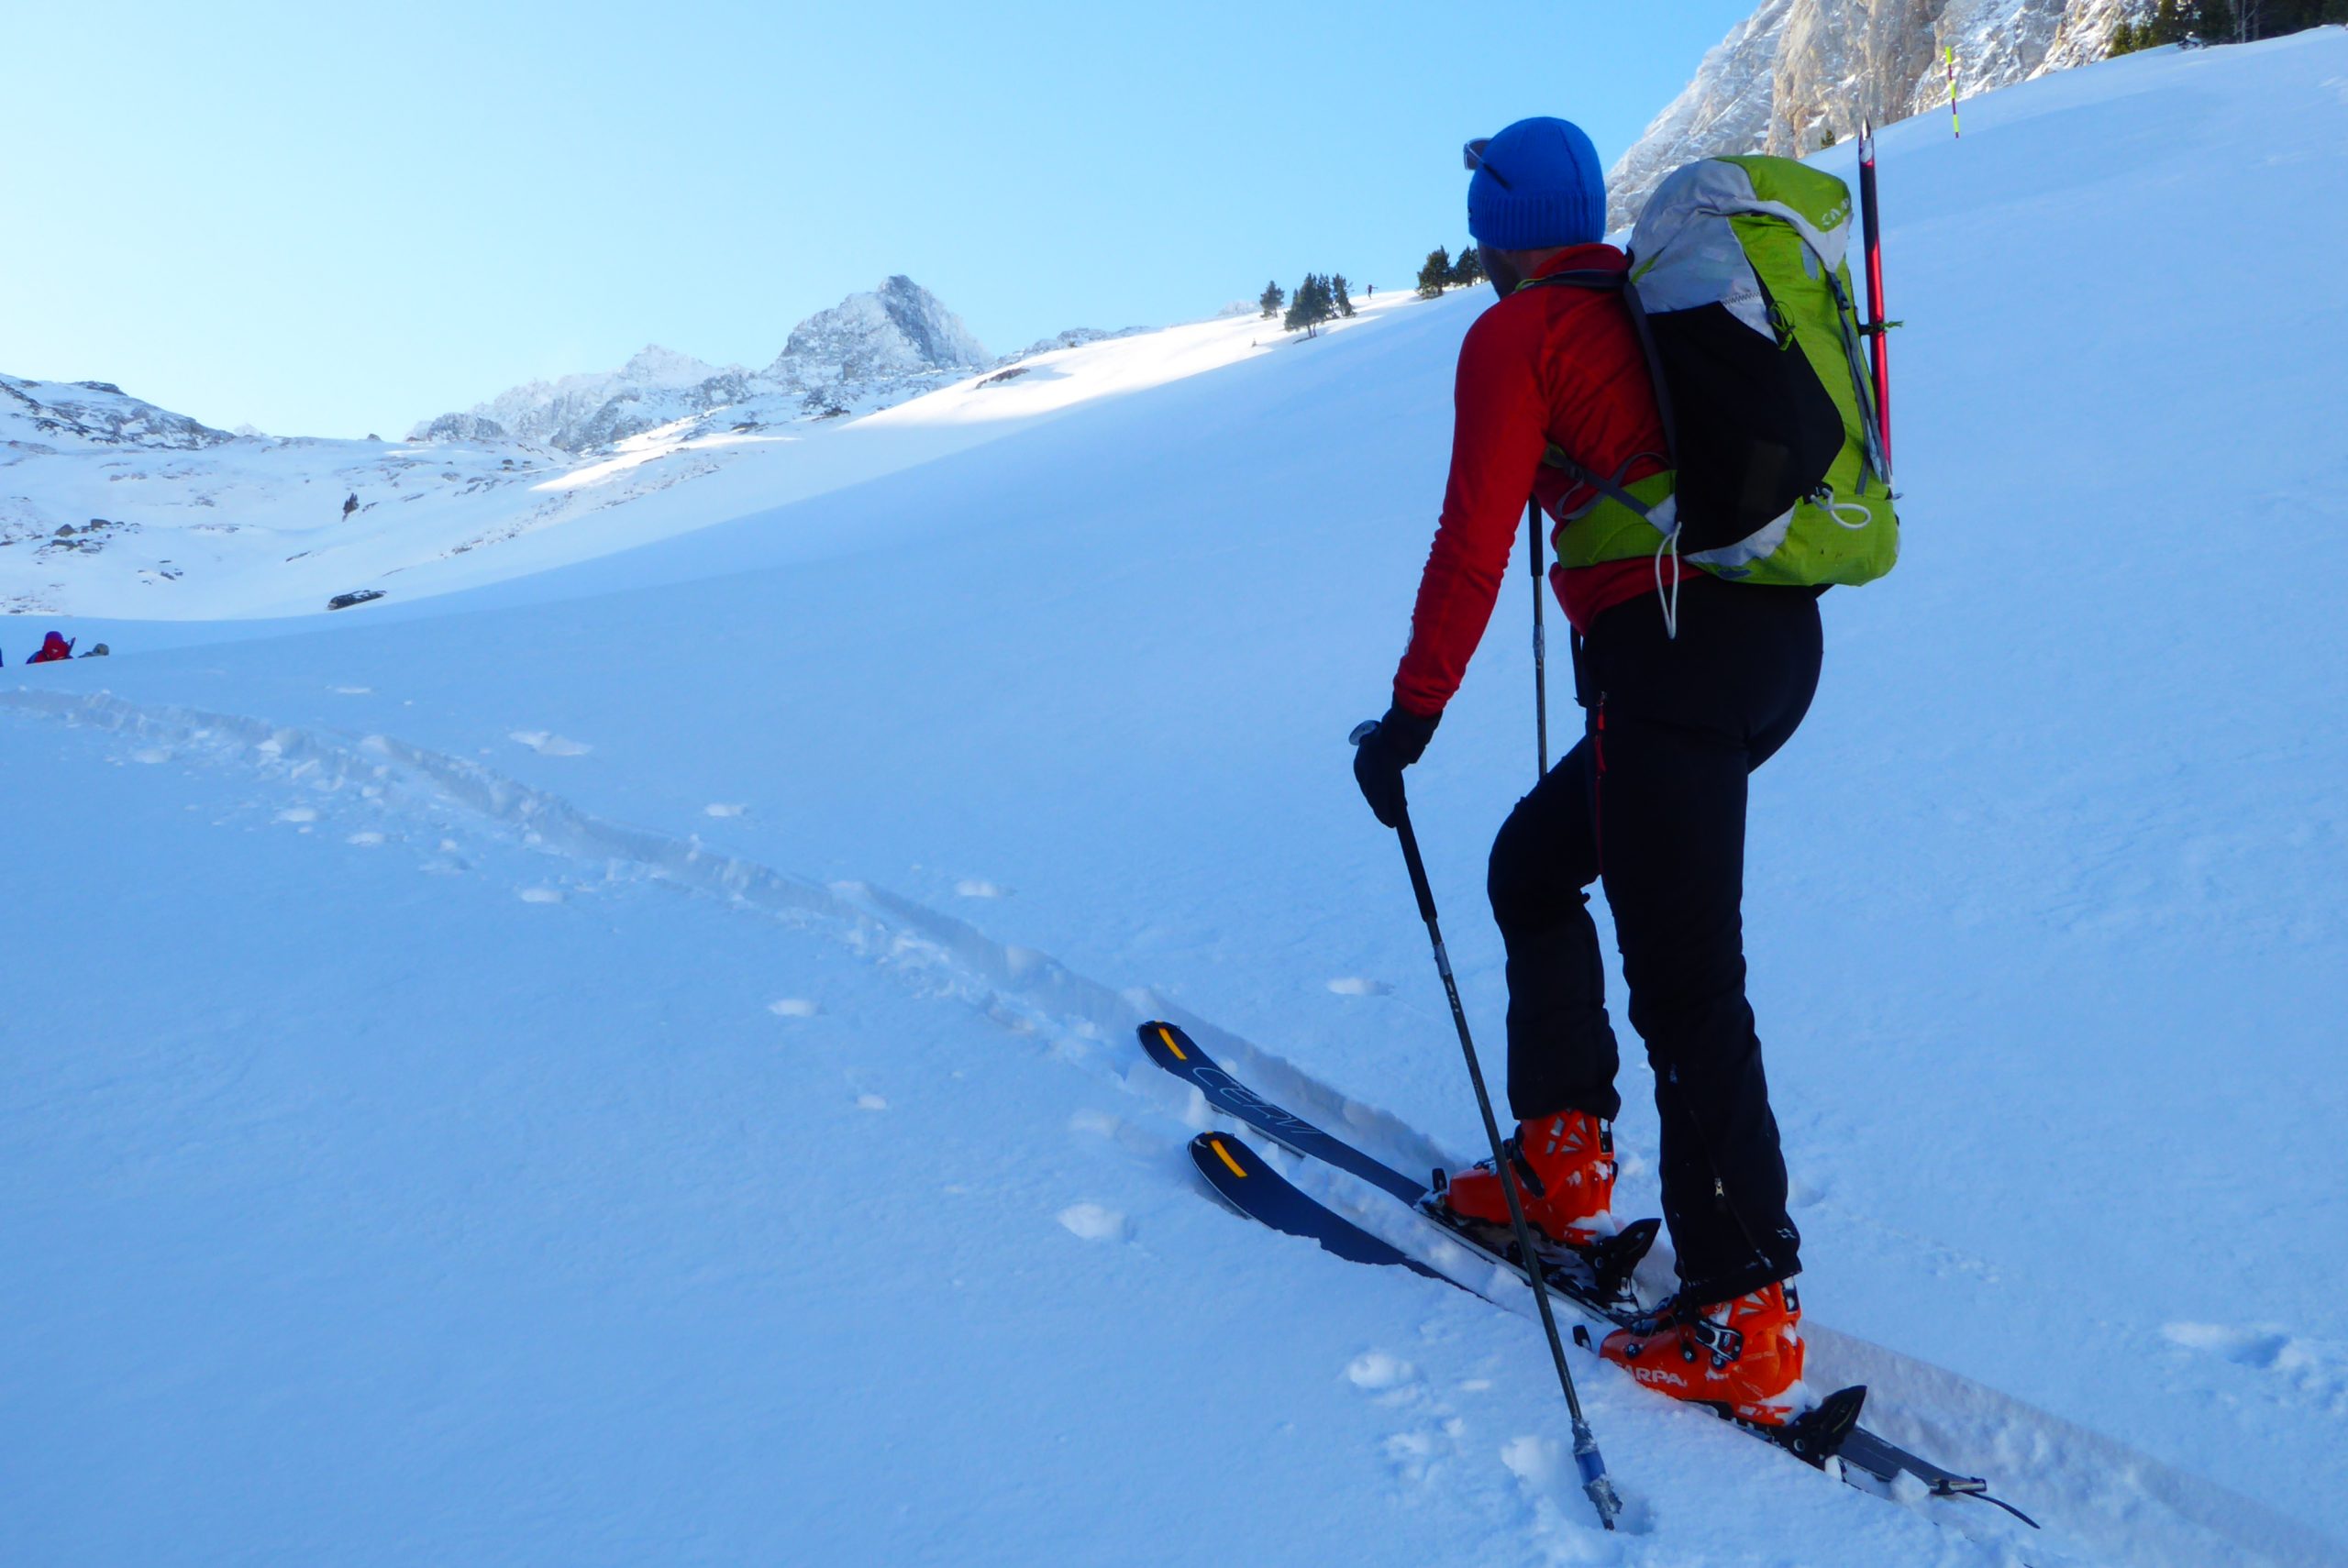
left=27, top=631, right=75, bottom=664
left=1352, top=116, right=1818, bottom=1426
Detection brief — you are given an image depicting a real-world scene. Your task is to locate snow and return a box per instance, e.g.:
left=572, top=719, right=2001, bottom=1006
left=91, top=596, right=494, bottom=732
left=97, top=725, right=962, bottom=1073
left=0, top=304, right=1305, bottom=624
left=6, top=30, right=2348, bottom=1568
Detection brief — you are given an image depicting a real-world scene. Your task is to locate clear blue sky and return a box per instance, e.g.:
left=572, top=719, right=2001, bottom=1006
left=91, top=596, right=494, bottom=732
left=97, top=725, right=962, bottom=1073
left=3, top=1, right=1754, bottom=438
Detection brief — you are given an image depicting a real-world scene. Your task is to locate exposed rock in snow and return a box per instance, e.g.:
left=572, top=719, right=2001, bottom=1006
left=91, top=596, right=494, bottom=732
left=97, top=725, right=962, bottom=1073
left=2044, top=0, right=2154, bottom=70
left=767, top=275, right=991, bottom=388
left=1606, top=0, right=1799, bottom=234
left=1004, top=327, right=1152, bottom=362
left=413, top=411, right=511, bottom=444
left=3, top=374, right=238, bottom=453
left=1606, top=0, right=2144, bottom=227
left=437, top=345, right=740, bottom=453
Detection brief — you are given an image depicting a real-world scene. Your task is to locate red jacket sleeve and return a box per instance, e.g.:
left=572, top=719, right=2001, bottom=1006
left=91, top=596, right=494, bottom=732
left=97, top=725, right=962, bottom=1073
left=1391, top=304, right=1551, bottom=719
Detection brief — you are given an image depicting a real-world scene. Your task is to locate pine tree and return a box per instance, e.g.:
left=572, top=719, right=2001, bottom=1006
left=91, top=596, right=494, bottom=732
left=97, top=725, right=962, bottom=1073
left=2194, top=0, right=2237, bottom=40
left=2149, top=0, right=2189, bottom=42
left=1819, top=124, right=1837, bottom=149
left=1285, top=273, right=1338, bottom=337
left=1259, top=281, right=1285, bottom=319
left=1332, top=274, right=1355, bottom=318
left=1451, top=245, right=1485, bottom=288
left=1416, top=248, right=1452, bottom=299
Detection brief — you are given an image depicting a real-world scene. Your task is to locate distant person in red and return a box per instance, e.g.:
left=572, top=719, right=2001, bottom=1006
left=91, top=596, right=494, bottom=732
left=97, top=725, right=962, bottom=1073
left=28, top=632, right=74, bottom=663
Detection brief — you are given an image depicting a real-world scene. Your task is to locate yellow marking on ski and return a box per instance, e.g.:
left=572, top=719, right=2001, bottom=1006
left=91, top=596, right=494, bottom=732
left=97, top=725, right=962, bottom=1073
left=1157, top=1025, right=1187, bottom=1061
left=1209, top=1138, right=1247, bottom=1179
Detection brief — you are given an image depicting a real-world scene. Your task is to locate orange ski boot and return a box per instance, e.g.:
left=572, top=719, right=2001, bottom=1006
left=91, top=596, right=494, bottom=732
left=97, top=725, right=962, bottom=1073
left=1599, top=1280, right=1808, bottom=1427
left=1439, top=1111, right=1619, bottom=1247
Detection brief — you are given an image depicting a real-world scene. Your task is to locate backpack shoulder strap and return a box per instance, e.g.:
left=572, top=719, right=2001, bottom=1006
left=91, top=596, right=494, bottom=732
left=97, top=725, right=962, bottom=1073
left=1520, top=269, right=1627, bottom=293
left=1518, top=261, right=1681, bottom=491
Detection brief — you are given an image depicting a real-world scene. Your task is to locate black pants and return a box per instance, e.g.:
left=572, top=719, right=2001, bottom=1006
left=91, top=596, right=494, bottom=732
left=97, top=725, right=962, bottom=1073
left=1486, top=575, right=1822, bottom=1304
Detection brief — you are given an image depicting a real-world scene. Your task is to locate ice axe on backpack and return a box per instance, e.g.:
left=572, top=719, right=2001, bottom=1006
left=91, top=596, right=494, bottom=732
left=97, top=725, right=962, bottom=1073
left=1857, top=118, right=1896, bottom=469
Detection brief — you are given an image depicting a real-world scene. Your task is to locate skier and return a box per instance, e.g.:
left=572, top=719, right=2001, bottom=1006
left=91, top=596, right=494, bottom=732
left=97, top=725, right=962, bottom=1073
left=1352, top=116, right=1817, bottom=1426
left=27, top=631, right=75, bottom=664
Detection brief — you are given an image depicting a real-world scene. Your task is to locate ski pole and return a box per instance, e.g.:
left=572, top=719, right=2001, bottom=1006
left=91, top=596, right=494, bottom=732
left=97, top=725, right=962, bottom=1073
left=1349, top=722, right=1622, bottom=1531
left=1527, top=497, right=1549, bottom=779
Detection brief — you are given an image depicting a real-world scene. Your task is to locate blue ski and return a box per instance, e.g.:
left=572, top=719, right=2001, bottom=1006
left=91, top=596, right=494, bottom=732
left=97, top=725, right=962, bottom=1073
left=1186, top=1131, right=1453, bottom=1282
left=1144, top=1021, right=2036, bottom=1527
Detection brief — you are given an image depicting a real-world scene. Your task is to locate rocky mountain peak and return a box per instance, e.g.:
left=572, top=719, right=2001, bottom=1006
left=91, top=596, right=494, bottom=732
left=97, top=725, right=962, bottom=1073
left=768, top=276, right=991, bottom=387
left=415, top=278, right=996, bottom=454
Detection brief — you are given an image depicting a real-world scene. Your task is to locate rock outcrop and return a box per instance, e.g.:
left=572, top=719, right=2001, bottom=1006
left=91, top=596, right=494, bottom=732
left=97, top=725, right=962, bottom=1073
left=1607, top=0, right=2143, bottom=227
left=2, top=374, right=238, bottom=453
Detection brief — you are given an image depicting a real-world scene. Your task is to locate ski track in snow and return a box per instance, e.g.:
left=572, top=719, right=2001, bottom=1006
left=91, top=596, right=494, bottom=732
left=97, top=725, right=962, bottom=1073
left=6, top=685, right=2339, bottom=1568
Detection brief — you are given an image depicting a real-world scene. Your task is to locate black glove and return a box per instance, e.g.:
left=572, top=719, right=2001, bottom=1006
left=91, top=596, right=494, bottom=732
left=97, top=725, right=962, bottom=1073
left=1351, top=704, right=1439, bottom=830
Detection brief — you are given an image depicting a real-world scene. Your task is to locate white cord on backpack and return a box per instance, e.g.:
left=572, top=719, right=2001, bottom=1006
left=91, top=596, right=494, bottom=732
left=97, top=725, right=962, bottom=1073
left=1653, top=527, right=1683, bottom=641
left=1820, top=487, right=1872, bottom=531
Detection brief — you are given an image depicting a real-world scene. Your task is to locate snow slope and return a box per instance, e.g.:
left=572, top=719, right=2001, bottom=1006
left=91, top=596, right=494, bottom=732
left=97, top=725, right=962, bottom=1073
left=7, top=32, right=2348, bottom=1568
left=0, top=307, right=1293, bottom=624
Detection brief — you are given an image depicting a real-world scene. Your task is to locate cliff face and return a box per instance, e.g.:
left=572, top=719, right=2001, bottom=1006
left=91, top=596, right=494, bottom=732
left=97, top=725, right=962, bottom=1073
left=1607, top=0, right=2143, bottom=226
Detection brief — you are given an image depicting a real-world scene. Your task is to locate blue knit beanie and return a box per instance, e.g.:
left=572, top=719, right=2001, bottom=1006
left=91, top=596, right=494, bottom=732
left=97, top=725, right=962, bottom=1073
left=1467, top=117, right=1605, bottom=250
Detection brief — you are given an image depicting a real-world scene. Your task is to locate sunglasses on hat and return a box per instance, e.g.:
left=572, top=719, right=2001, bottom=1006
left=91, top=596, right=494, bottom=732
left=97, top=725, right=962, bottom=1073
left=1462, top=138, right=1512, bottom=190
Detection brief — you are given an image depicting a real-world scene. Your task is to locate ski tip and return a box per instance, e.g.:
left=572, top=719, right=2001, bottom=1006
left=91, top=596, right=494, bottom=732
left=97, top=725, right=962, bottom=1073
left=1137, top=1020, right=1196, bottom=1065
left=1191, top=1130, right=1253, bottom=1182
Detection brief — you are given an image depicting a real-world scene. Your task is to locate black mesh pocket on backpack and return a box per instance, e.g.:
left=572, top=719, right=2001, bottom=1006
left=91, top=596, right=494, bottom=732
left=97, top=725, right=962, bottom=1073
left=1645, top=294, right=1844, bottom=552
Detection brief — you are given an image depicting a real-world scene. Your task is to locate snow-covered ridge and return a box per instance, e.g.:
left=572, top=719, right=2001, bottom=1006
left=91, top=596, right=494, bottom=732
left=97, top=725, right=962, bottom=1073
left=0, top=294, right=1353, bottom=620
left=3, top=374, right=236, bottom=454
left=1606, top=0, right=2136, bottom=226
left=412, top=276, right=999, bottom=452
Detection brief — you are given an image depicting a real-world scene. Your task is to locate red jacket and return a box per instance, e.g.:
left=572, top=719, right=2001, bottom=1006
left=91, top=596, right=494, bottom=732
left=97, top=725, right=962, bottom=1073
left=1392, top=245, right=1670, bottom=719
left=28, top=632, right=73, bottom=664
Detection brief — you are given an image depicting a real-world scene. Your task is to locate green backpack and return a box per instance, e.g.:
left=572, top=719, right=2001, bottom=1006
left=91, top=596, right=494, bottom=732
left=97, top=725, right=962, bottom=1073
left=1534, top=154, right=1897, bottom=592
